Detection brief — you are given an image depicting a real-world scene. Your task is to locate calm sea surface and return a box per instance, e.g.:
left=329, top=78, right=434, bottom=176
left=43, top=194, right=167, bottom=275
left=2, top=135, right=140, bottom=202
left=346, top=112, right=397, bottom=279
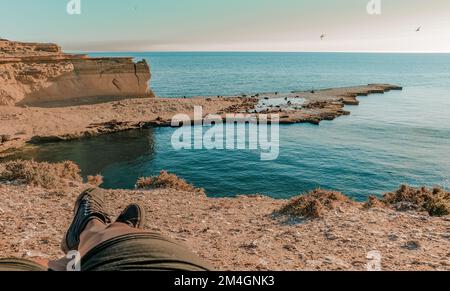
left=11, top=52, right=450, bottom=200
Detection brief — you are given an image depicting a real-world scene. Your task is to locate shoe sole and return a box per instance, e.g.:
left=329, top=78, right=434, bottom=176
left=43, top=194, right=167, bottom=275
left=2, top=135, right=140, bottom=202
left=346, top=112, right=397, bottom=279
left=134, top=204, right=145, bottom=229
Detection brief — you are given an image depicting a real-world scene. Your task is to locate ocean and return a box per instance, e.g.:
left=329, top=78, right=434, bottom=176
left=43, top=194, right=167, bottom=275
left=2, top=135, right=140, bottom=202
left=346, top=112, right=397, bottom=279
left=12, top=52, right=450, bottom=200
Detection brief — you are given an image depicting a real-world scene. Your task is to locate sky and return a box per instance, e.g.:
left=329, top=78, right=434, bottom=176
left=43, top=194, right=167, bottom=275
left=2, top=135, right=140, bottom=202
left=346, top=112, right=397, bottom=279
left=1, top=0, right=449, bottom=52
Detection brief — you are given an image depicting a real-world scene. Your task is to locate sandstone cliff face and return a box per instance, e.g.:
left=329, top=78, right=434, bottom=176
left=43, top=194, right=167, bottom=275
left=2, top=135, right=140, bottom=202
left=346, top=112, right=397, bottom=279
left=0, top=39, right=154, bottom=106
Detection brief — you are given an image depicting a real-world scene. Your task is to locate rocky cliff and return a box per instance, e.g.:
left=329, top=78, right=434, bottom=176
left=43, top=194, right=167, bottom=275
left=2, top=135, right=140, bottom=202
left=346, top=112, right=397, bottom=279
left=0, top=39, right=154, bottom=106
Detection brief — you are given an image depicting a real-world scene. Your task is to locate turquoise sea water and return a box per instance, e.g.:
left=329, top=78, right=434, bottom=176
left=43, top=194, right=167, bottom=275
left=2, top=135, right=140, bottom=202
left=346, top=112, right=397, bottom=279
left=12, top=53, right=450, bottom=200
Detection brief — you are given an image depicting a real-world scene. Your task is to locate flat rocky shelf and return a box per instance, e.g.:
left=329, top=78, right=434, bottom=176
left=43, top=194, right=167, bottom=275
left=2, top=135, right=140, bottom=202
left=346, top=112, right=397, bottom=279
left=0, top=83, right=402, bottom=156
left=0, top=39, right=403, bottom=155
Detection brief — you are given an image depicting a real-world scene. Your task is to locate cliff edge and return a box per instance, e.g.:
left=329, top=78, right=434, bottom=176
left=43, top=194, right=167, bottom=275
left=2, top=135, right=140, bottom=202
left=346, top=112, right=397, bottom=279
left=0, top=160, right=448, bottom=271
left=0, top=39, right=154, bottom=106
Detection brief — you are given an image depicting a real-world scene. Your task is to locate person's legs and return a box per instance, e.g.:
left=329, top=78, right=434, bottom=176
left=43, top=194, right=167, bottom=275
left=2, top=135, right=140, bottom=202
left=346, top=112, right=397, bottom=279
left=0, top=258, right=47, bottom=272
left=79, top=224, right=212, bottom=271
left=58, top=189, right=212, bottom=271
left=78, top=203, right=146, bottom=256
left=77, top=219, right=110, bottom=256
left=62, top=188, right=111, bottom=253
left=78, top=222, right=143, bottom=257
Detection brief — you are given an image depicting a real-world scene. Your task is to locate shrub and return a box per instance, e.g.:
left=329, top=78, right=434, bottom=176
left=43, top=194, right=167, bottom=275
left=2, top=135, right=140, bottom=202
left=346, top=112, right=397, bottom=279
left=382, top=185, right=449, bottom=217
left=136, top=171, right=205, bottom=195
left=87, top=174, right=104, bottom=186
left=363, top=195, right=387, bottom=209
left=0, top=160, right=82, bottom=189
left=278, top=189, right=350, bottom=219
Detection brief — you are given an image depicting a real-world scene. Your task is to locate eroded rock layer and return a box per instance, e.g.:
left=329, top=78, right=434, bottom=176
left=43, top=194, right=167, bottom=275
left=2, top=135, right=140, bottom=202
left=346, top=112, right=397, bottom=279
left=0, top=39, right=154, bottom=106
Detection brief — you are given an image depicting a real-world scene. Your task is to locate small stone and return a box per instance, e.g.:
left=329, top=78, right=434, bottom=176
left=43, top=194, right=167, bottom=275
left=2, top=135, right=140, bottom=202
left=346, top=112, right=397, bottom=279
left=402, top=241, right=421, bottom=251
left=325, top=231, right=338, bottom=241
left=0, top=134, right=11, bottom=143
left=393, top=202, right=420, bottom=212
left=283, top=244, right=297, bottom=252
left=388, top=234, right=399, bottom=241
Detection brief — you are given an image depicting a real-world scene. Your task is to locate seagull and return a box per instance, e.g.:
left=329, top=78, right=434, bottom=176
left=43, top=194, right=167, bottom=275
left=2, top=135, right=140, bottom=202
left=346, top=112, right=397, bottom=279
left=320, top=34, right=326, bottom=40
left=416, top=26, right=422, bottom=32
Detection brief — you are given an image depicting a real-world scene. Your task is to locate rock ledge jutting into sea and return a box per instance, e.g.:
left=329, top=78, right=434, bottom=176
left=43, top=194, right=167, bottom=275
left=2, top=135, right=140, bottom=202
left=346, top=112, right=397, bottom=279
left=0, top=39, right=403, bottom=158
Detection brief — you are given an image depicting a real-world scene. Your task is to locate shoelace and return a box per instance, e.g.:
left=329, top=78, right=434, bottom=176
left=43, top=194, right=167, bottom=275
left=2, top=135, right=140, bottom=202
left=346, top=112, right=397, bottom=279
left=84, top=198, right=91, bottom=216
left=81, top=195, right=110, bottom=222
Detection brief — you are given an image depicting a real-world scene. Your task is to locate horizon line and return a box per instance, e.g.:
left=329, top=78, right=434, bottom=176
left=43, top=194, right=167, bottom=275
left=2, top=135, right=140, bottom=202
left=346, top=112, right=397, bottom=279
left=69, top=50, right=450, bottom=54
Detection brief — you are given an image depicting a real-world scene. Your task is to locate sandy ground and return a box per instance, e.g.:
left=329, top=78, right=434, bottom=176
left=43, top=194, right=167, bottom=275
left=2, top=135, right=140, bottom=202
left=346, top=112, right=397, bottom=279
left=0, top=84, right=401, bottom=157
left=0, top=181, right=448, bottom=271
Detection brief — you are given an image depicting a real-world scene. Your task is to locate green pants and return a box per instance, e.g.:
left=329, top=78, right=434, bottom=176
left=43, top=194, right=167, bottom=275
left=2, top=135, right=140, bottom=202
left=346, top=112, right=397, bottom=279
left=0, top=233, right=211, bottom=271
left=0, top=258, right=47, bottom=271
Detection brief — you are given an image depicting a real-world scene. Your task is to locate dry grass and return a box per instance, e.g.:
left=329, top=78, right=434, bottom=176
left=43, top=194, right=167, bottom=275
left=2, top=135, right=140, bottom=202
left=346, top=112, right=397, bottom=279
left=382, top=185, right=450, bottom=217
left=87, top=174, right=104, bottom=186
left=136, top=170, right=205, bottom=195
left=278, top=189, right=351, bottom=219
left=0, top=160, right=81, bottom=189
left=363, top=195, right=388, bottom=209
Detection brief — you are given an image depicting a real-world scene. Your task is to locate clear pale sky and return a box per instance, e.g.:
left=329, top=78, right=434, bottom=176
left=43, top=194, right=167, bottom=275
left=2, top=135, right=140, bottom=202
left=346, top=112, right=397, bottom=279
left=1, top=0, right=449, bottom=52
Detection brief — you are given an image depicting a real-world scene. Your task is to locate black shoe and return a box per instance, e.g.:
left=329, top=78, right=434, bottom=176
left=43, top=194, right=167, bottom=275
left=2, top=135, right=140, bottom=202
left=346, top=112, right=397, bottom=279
left=115, top=204, right=145, bottom=229
left=61, top=188, right=111, bottom=253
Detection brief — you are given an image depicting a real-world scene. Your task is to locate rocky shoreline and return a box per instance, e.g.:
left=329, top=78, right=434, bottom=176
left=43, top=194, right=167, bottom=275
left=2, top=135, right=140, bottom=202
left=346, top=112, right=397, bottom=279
left=0, top=39, right=404, bottom=157
left=0, top=83, right=402, bottom=157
